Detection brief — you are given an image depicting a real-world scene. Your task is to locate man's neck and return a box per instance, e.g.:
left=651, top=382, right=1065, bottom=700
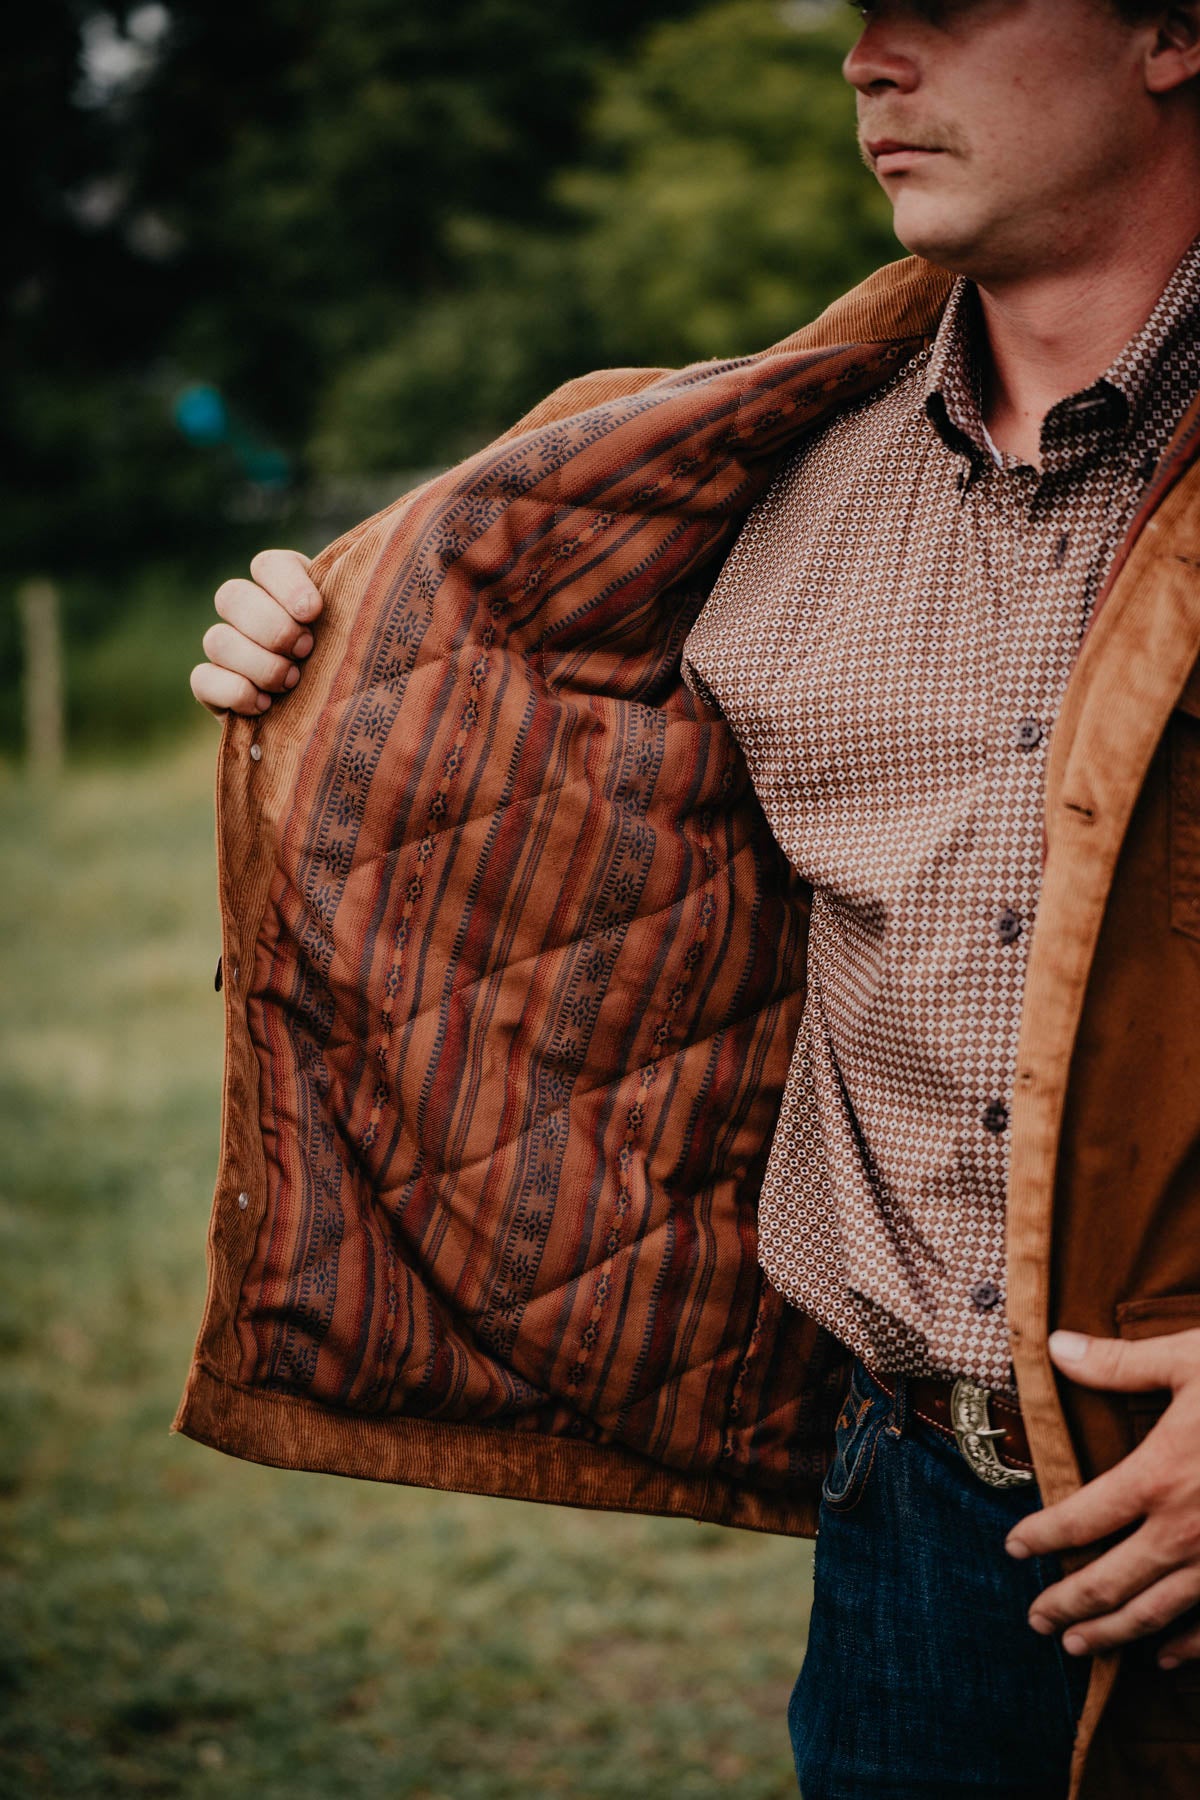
left=975, top=213, right=1200, bottom=469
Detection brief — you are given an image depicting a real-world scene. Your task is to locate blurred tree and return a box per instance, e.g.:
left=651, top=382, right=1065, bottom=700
left=313, top=0, right=897, bottom=472
left=566, top=0, right=897, bottom=363
left=5, top=0, right=897, bottom=748
left=3, top=0, right=699, bottom=744
left=130, top=0, right=704, bottom=453
left=4, top=0, right=700, bottom=583
left=1, top=3, right=210, bottom=578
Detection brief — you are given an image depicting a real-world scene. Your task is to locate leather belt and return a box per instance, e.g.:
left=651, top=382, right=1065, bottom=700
left=867, top=1365, right=1035, bottom=1485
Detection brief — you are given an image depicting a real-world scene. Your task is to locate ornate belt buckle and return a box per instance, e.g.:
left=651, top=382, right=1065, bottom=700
left=949, top=1379, right=1035, bottom=1490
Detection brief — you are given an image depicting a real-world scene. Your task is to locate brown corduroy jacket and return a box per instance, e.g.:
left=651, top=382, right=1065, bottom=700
left=175, top=255, right=1200, bottom=1798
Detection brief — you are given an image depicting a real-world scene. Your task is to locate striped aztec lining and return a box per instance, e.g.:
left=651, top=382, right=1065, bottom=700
left=233, top=341, right=917, bottom=1493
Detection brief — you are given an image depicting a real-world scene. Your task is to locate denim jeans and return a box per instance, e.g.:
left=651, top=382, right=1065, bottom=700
left=789, top=1361, right=1091, bottom=1799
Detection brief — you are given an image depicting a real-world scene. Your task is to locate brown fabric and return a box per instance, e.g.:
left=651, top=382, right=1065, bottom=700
left=173, top=252, right=1200, bottom=1798
left=1040, top=472, right=1200, bottom=1800
left=865, top=1366, right=1034, bottom=1472
left=680, top=246, right=1200, bottom=1397
left=1016, top=433, right=1200, bottom=1800
left=176, top=300, right=942, bottom=1535
left=178, top=1361, right=813, bottom=1535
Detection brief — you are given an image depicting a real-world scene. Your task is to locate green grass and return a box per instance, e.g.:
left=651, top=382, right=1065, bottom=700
left=0, top=736, right=812, bottom=1799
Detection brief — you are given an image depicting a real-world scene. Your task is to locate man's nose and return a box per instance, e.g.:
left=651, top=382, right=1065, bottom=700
left=842, top=23, right=920, bottom=97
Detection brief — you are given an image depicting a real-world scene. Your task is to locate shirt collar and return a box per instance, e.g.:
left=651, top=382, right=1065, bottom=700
left=922, top=234, right=1200, bottom=474
left=923, top=277, right=991, bottom=465
left=1104, top=231, right=1200, bottom=415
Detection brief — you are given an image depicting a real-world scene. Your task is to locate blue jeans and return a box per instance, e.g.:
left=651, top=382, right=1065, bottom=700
left=789, top=1362, right=1091, bottom=1799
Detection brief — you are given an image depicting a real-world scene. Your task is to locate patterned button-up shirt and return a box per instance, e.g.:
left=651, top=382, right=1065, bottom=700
left=682, top=239, right=1200, bottom=1390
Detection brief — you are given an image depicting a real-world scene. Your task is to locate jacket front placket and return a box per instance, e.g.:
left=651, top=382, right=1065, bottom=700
left=1003, top=411, right=1200, bottom=1797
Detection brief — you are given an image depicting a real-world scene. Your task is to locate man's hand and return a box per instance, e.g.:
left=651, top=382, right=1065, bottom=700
left=190, top=548, right=322, bottom=717
left=1006, top=1328, right=1200, bottom=1668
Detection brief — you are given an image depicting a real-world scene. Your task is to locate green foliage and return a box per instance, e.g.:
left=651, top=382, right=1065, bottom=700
left=5, top=0, right=893, bottom=753
left=0, top=742, right=814, bottom=1799
left=566, top=0, right=896, bottom=365
left=314, top=0, right=896, bottom=471
left=7, top=0, right=700, bottom=578
left=310, top=226, right=596, bottom=473
left=61, top=562, right=231, bottom=754
left=0, top=544, right=295, bottom=760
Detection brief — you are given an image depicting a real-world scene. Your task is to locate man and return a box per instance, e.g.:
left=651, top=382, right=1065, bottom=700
left=183, top=3, right=1200, bottom=1795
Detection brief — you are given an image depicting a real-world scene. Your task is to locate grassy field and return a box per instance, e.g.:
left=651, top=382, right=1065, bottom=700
left=0, top=734, right=813, bottom=1800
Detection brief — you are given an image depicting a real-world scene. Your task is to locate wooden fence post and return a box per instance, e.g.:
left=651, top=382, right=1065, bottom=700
left=18, top=578, right=65, bottom=778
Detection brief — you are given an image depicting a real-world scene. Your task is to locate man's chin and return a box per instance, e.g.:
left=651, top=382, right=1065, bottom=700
left=887, top=197, right=988, bottom=279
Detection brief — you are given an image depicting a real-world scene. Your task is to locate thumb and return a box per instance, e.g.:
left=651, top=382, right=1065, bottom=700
left=1048, top=1329, right=1182, bottom=1393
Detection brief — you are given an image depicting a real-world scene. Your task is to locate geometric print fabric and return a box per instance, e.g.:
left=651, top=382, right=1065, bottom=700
left=682, top=240, right=1200, bottom=1390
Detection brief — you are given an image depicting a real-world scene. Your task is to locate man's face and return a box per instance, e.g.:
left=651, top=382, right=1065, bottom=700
left=844, top=0, right=1159, bottom=282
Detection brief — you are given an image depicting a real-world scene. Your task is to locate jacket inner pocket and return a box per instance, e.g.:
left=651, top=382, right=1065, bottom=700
left=1115, top=1293, right=1200, bottom=1446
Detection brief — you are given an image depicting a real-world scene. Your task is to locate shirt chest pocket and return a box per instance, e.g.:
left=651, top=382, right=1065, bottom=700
left=1170, top=662, right=1200, bottom=940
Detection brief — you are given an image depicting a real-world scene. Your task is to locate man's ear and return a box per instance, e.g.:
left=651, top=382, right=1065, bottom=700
left=1144, top=4, right=1200, bottom=95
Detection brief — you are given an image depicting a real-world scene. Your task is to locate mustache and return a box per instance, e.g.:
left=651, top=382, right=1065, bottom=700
left=857, top=122, right=969, bottom=169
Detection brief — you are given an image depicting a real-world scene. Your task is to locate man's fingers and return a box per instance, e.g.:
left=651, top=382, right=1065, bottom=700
left=202, top=622, right=302, bottom=698
left=1048, top=1328, right=1200, bottom=1394
left=194, top=548, right=319, bottom=719
left=190, top=662, right=273, bottom=719
left=1013, top=1331, right=1200, bottom=1661
left=1007, top=1457, right=1146, bottom=1560
left=247, top=547, right=320, bottom=621
left=1025, top=1526, right=1177, bottom=1638
left=1054, top=1568, right=1200, bottom=1658
left=214, top=577, right=315, bottom=660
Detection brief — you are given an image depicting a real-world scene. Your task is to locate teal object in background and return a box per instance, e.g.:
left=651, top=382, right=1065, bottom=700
left=174, top=384, right=229, bottom=446
left=174, top=383, right=292, bottom=488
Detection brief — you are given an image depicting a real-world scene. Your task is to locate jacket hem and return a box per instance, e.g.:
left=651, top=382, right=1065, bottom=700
left=172, top=1360, right=820, bottom=1539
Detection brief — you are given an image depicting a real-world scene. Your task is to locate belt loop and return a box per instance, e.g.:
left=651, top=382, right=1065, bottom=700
left=886, top=1372, right=908, bottom=1438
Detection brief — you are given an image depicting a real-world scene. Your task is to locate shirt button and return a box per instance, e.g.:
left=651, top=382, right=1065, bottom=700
left=995, top=908, right=1022, bottom=945
left=982, top=1100, right=1009, bottom=1135
left=970, top=1279, right=1003, bottom=1313
left=1013, top=717, right=1043, bottom=751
